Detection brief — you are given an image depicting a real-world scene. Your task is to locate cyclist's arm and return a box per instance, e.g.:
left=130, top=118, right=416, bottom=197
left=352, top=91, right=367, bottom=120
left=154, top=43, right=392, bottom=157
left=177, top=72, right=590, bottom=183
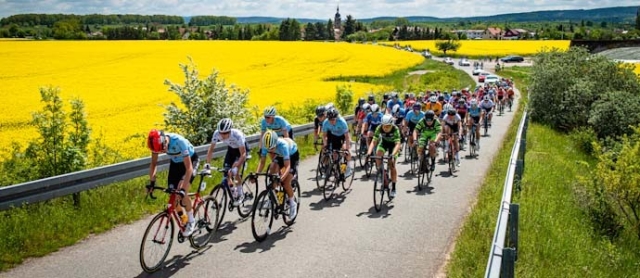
left=206, top=141, right=217, bottom=165
left=149, top=152, right=159, bottom=182
left=233, top=145, right=247, bottom=170
left=256, top=148, right=267, bottom=173
left=392, top=128, right=402, bottom=156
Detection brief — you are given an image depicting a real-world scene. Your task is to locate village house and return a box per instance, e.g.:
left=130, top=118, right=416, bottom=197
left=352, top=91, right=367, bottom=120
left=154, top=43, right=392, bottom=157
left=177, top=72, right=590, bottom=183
left=483, top=27, right=502, bottom=40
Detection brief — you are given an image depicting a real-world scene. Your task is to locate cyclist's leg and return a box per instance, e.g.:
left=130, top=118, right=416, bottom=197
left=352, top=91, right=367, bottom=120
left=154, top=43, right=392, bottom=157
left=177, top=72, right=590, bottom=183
left=387, top=143, right=397, bottom=183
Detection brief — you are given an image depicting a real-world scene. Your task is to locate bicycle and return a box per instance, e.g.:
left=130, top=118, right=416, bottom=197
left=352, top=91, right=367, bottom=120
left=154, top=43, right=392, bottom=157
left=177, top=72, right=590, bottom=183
left=370, top=155, right=394, bottom=212
left=507, top=96, right=513, bottom=112
left=498, top=98, right=504, bottom=116
left=208, top=163, right=257, bottom=228
left=416, top=140, right=434, bottom=190
left=314, top=140, right=328, bottom=189
left=250, top=170, right=301, bottom=242
left=442, top=132, right=457, bottom=175
left=140, top=169, right=219, bottom=273
left=483, top=112, right=490, bottom=137
left=356, top=133, right=369, bottom=169
left=322, top=148, right=355, bottom=200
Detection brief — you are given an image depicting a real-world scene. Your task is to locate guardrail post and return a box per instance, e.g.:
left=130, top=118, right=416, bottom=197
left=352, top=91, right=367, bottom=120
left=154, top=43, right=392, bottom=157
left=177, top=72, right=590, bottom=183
left=515, top=159, right=523, bottom=193
left=501, top=248, right=516, bottom=278
left=73, top=193, right=80, bottom=207
left=508, top=203, right=519, bottom=261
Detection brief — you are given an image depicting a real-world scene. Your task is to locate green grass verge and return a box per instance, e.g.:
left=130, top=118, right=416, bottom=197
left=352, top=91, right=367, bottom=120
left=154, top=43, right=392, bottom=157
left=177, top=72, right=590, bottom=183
left=445, top=67, right=640, bottom=277
left=0, top=57, right=475, bottom=272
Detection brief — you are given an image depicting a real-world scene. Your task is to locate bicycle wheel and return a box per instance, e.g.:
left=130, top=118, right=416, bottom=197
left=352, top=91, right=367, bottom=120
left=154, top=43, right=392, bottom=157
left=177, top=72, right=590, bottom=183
left=448, top=146, right=455, bottom=175
left=235, top=176, right=257, bottom=218
left=209, top=185, right=227, bottom=228
left=358, top=137, right=367, bottom=168
left=315, top=152, right=325, bottom=189
left=373, top=168, right=385, bottom=212
left=403, top=140, right=410, bottom=163
left=322, top=162, right=336, bottom=201
left=283, top=179, right=301, bottom=226
left=343, top=159, right=354, bottom=191
left=484, top=117, right=489, bottom=136
left=364, top=157, right=373, bottom=178
left=140, top=212, right=174, bottom=273
left=410, top=146, right=418, bottom=175
left=417, top=156, right=426, bottom=191
left=204, top=195, right=220, bottom=232
left=251, top=191, right=274, bottom=242
left=469, top=131, right=476, bottom=157
left=189, top=197, right=216, bottom=249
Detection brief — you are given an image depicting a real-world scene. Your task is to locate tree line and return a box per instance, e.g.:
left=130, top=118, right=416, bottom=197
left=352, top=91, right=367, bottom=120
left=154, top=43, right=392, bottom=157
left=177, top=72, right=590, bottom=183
left=0, top=13, right=184, bottom=26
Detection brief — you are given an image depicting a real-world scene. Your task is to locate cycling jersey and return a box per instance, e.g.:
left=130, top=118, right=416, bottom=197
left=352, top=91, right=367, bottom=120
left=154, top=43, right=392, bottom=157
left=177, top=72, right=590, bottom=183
left=415, top=117, right=441, bottom=144
left=165, top=133, right=195, bottom=163
left=468, top=106, right=482, bottom=117
left=404, top=110, right=425, bottom=124
left=387, top=99, right=402, bottom=111
left=211, top=129, right=246, bottom=149
left=423, top=102, right=442, bottom=116
left=260, top=138, right=298, bottom=159
left=260, top=115, right=292, bottom=137
left=374, top=125, right=401, bottom=143
left=322, top=116, right=349, bottom=136
left=364, top=112, right=383, bottom=127
left=443, top=114, right=462, bottom=126
left=480, top=100, right=495, bottom=111
left=455, top=103, right=469, bottom=118
left=314, top=116, right=323, bottom=130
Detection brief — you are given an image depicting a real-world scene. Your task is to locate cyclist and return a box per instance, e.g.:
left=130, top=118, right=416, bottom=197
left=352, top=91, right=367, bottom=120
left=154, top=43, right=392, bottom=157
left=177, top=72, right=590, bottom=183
left=442, top=107, right=463, bottom=167
left=147, top=129, right=199, bottom=236
left=423, top=96, right=442, bottom=118
left=353, top=97, right=366, bottom=132
left=314, top=105, right=327, bottom=143
left=496, top=87, right=505, bottom=109
left=367, top=94, right=376, bottom=105
left=391, top=104, right=407, bottom=144
left=468, top=99, right=482, bottom=150
left=455, top=98, right=469, bottom=146
left=205, top=118, right=248, bottom=206
left=367, top=114, right=402, bottom=198
left=322, top=108, right=354, bottom=177
left=260, top=106, right=293, bottom=151
left=386, top=92, right=402, bottom=114
left=506, top=87, right=515, bottom=109
left=381, top=93, right=390, bottom=111
left=403, top=102, right=424, bottom=149
left=480, top=96, right=495, bottom=127
left=255, top=130, right=299, bottom=219
left=413, top=110, right=442, bottom=172
left=361, top=103, right=383, bottom=148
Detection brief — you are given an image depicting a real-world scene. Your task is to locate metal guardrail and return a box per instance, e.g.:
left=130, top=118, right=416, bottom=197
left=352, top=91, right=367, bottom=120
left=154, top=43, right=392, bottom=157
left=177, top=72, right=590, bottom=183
left=0, top=115, right=354, bottom=211
left=485, top=109, right=529, bottom=278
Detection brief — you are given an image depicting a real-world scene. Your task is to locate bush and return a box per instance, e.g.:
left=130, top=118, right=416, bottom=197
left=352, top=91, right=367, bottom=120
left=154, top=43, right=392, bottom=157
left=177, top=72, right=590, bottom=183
left=163, top=57, right=259, bottom=145
left=570, top=126, right=598, bottom=155
left=335, top=84, right=354, bottom=115
left=588, top=91, right=640, bottom=139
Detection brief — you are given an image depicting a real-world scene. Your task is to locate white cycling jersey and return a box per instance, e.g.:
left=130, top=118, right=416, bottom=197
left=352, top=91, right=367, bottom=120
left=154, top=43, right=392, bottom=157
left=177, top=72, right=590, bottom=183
left=211, top=129, right=246, bottom=149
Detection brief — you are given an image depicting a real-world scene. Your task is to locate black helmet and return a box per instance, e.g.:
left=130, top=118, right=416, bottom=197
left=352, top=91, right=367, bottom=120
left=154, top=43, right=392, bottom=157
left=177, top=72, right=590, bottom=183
left=424, top=110, right=435, bottom=121
left=358, top=97, right=365, bottom=105
left=315, top=105, right=326, bottom=117
left=447, top=108, right=456, bottom=116
left=438, top=95, right=444, bottom=102
left=383, top=93, right=390, bottom=100
left=367, top=94, right=375, bottom=102
left=326, top=108, right=339, bottom=119
left=404, top=93, right=409, bottom=99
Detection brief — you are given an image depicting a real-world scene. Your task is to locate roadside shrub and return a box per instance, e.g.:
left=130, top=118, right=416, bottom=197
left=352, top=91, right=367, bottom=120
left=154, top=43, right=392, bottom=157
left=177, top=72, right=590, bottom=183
left=163, top=57, right=259, bottom=145
left=588, top=91, right=640, bottom=139
left=335, top=84, right=354, bottom=115
left=570, top=126, right=598, bottom=155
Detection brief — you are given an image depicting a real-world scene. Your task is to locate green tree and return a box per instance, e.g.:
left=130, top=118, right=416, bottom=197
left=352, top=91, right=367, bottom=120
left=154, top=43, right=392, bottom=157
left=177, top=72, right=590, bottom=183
left=304, top=22, right=316, bottom=41
left=343, top=15, right=356, bottom=37
left=636, top=8, right=640, bottom=31
left=334, top=84, right=354, bottom=115
left=435, top=39, right=461, bottom=55
left=163, top=58, right=259, bottom=145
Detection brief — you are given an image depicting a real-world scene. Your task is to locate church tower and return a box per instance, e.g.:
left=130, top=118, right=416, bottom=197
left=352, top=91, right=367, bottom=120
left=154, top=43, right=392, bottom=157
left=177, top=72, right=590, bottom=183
left=334, top=6, right=342, bottom=41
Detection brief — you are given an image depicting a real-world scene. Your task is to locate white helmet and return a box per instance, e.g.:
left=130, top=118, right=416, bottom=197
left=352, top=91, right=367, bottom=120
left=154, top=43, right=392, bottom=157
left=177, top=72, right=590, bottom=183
left=370, top=104, right=380, bottom=113
left=391, top=104, right=401, bottom=115
left=443, top=103, right=453, bottom=112
left=325, top=102, right=335, bottom=110
left=217, top=118, right=233, bottom=132
left=470, top=99, right=478, bottom=107
left=381, top=114, right=394, bottom=125
left=429, top=96, right=437, bottom=103
left=362, top=103, right=371, bottom=111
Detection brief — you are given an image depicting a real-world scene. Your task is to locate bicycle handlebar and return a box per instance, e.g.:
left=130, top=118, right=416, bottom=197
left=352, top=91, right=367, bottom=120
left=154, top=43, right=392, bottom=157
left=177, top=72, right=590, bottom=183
left=145, top=185, right=176, bottom=200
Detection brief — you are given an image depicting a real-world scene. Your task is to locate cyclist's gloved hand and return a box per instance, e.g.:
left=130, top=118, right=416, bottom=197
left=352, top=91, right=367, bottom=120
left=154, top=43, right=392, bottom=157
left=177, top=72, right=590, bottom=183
left=146, top=180, right=155, bottom=192
left=204, top=163, right=211, bottom=170
left=177, top=188, right=186, bottom=198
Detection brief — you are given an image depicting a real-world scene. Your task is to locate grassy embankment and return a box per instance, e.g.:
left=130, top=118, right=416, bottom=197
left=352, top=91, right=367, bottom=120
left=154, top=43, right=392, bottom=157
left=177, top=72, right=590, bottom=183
left=0, top=58, right=474, bottom=271
left=446, top=67, right=640, bottom=277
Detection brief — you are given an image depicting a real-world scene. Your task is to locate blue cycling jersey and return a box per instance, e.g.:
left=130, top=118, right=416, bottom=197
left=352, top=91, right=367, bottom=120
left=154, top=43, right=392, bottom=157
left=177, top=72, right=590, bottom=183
left=165, top=133, right=195, bottom=163
left=260, top=138, right=298, bottom=159
left=393, top=107, right=406, bottom=119
left=364, top=112, right=383, bottom=125
left=387, top=99, right=402, bottom=111
left=469, top=106, right=482, bottom=117
left=260, top=116, right=292, bottom=136
left=321, top=116, right=349, bottom=136
left=404, top=110, right=425, bottom=123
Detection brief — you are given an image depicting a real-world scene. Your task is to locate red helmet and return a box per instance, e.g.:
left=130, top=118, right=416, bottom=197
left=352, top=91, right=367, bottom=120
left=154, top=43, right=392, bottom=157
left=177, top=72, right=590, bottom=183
left=147, top=129, right=165, bottom=152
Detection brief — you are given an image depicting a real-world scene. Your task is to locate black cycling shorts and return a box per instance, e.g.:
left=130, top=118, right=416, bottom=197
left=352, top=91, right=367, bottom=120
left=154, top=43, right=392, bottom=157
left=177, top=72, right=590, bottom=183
left=275, top=151, right=300, bottom=173
left=168, top=153, right=199, bottom=190
left=327, top=132, right=346, bottom=151
left=223, top=143, right=250, bottom=169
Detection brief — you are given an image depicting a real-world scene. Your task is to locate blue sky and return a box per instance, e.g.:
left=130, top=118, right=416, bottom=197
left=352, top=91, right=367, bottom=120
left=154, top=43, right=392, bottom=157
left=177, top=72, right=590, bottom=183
left=0, top=0, right=637, bottom=19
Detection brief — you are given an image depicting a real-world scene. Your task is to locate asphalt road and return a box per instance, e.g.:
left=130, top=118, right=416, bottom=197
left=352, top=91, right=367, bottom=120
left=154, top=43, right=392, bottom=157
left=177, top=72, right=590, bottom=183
left=3, top=60, right=519, bottom=278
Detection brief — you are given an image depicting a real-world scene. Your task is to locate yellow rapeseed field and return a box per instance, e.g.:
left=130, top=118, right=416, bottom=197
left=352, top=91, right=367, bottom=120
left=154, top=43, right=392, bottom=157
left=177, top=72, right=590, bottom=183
left=634, top=63, right=640, bottom=76
left=0, top=41, right=422, bottom=158
left=382, top=40, right=570, bottom=56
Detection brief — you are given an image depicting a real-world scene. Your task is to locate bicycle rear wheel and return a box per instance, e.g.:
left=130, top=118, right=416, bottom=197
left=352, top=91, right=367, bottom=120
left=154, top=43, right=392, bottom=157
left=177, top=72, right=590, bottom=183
left=238, top=176, right=258, bottom=218
left=251, top=191, right=274, bottom=242
left=189, top=197, right=217, bottom=249
left=283, top=179, right=301, bottom=226
left=417, top=156, right=426, bottom=191
left=358, top=137, right=367, bottom=168
left=343, top=159, right=354, bottom=191
left=448, top=147, right=455, bottom=175
left=315, top=152, right=326, bottom=189
left=373, top=169, right=385, bottom=212
left=140, top=212, right=174, bottom=273
left=209, top=185, right=227, bottom=228
left=410, top=146, right=418, bottom=175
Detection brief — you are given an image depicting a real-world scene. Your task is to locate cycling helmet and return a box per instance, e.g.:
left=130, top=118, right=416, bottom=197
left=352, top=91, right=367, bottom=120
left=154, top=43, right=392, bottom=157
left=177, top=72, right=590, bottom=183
left=404, top=93, right=409, bottom=99
left=264, top=106, right=277, bottom=117
left=391, top=92, right=398, bottom=99
left=147, top=129, right=165, bottom=152
left=326, top=108, right=339, bottom=119
left=370, top=104, right=380, bottom=113
left=383, top=93, right=390, bottom=100
left=483, top=96, right=490, bottom=101
left=358, top=97, right=365, bottom=106
left=381, top=114, right=394, bottom=125
left=412, top=102, right=422, bottom=110
left=424, top=110, right=436, bottom=121
left=470, top=99, right=478, bottom=107
left=368, top=94, right=375, bottom=102
left=262, top=130, right=278, bottom=149
left=458, top=98, right=466, bottom=104
left=362, top=103, right=371, bottom=111
left=391, top=104, right=401, bottom=115
left=325, top=102, right=335, bottom=110
left=447, top=108, right=456, bottom=116
left=429, top=96, right=437, bottom=103
left=443, top=103, right=453, bottom=112
left=315, top=105, right=327, bottom=117
left=217, top=118, right=233, bottom=132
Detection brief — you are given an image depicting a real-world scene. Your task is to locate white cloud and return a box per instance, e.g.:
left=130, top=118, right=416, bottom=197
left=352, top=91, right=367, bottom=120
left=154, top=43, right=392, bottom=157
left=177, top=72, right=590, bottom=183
left=0, top=0, right=637, bottom=19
